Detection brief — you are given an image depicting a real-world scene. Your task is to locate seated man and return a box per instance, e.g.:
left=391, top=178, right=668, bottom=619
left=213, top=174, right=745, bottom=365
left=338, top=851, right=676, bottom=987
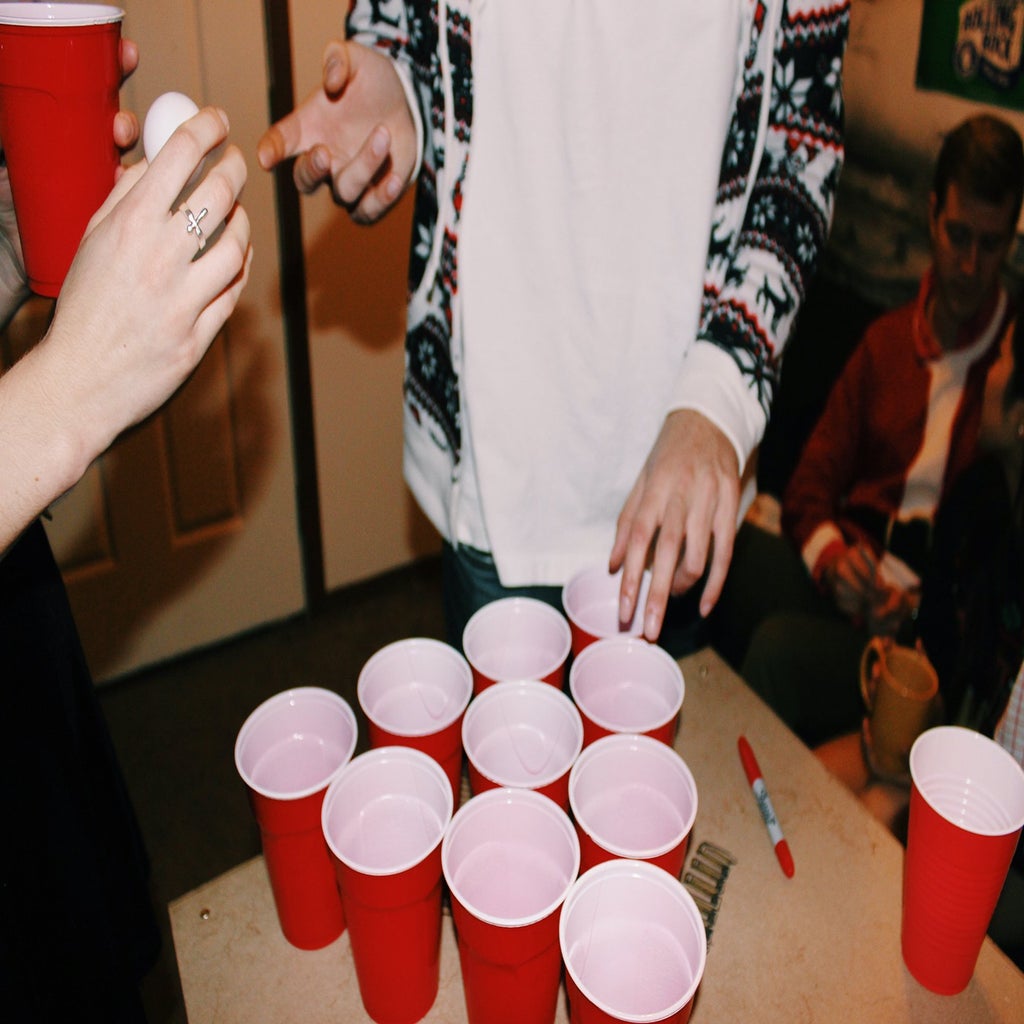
left=719, top=113, right=1022, bottom=746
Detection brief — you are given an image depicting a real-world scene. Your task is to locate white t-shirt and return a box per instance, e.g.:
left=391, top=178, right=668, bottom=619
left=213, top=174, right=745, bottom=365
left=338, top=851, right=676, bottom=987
left=456, top=0, right=744, bottom=585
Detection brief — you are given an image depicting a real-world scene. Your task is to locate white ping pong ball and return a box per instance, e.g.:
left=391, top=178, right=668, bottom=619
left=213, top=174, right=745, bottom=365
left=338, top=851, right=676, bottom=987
left=143, top=91, right=200, bottom=163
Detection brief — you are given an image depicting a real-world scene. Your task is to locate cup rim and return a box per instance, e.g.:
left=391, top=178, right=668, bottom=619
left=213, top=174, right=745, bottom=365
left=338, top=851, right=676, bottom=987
left=442, top=786, right=581, bottom=927
left=569, top=636, right=685, bottom=733
left=462, top=596, right=572, bottom=681
left=561, top=565, right=652, bottom=638
left=568, top=733, right=698, bottom=859
left=321, top=746, right=454, bottom=876
left=910, top=725, right=1024, bottom=836
left=559, top=859, right=707, bottom=1022
left=356, top=636, right=473, bottom=737
left=0, top=3, right=124, bottom=25
left=234, top=686, right=358, bottom=801
left=462, top=679, right=584, bottom=790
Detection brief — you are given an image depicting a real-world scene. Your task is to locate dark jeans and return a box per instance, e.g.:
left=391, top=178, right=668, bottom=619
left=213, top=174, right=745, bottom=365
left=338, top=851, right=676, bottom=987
left=441, top=541, right=707, bottom=660
left=711, top=521, right=866, bottom=746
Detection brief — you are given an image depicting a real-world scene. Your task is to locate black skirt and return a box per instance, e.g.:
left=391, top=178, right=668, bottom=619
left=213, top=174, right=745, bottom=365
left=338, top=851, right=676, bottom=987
left=0, top=521, right=160, bottom=1022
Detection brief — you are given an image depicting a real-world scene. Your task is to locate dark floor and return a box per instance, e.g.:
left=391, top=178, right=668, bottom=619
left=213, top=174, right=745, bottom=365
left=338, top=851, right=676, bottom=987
left=97, top=554, right=447, bottom=1024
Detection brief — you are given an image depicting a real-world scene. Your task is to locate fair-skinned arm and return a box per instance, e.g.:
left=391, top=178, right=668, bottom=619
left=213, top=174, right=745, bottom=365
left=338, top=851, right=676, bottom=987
left=256, top=38, right=416, bottom=224
left=0, top=106, right=252, bottom=555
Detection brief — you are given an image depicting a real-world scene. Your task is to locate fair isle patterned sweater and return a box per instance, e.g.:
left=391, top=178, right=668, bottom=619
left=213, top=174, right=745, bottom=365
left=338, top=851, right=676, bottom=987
left=348, top=0, right=849, bottom=515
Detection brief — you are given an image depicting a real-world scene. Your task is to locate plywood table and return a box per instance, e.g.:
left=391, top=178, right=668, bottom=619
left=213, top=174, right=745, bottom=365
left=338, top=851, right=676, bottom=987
left=171, top=648, right=1024, bottom=1022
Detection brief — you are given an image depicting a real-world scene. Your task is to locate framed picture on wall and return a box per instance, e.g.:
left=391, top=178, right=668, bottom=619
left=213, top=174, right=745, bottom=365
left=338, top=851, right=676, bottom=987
left=917, top=0, right=1024, bottom=111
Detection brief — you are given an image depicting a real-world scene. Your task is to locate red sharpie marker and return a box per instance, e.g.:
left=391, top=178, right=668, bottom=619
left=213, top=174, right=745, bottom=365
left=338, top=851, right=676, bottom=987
left=738, top=735, right=795, bottom=878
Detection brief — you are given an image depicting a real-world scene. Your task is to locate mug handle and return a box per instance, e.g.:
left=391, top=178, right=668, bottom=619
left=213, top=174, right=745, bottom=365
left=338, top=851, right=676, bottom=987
left=859, top=637, right=887, bottom=711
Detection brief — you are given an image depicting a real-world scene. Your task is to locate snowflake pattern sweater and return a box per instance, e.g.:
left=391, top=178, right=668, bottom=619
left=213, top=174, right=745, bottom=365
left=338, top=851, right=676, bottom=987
left=348, top=0, right=849, bottom=550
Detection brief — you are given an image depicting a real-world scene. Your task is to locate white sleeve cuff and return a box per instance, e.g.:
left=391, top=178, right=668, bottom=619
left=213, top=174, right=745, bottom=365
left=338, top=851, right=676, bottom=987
left=392, top=61, right=424, bottom=182
left=802, top=522, right=844, bottom=576
left=669, top=341, right=767, bottom=477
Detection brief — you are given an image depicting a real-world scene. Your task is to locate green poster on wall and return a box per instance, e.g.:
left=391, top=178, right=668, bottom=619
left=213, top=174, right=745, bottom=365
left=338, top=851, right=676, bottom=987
left=917, top=0, right=1024, bottom=111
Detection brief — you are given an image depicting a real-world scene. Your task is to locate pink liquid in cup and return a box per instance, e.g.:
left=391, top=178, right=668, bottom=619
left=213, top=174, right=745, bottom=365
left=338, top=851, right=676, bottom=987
left=901, top=726, right=1024, bottom=995
left=442, top=787, right=581, bottom=1024
left=0, top=4, right=124, bottom=297
left=234, top=687, right=358, bottom=950
left=561, top=566, right=652, bottom=655
left=462, top=679, right=584, bottom=811
left=462, top=597, right=572, bottom=695
left=357, top=637, right=473, bottom=804
left=322, top=747, right=453, bottom=1024
left=560, top=859, right=707, bottom=1024
left=569, top=637, right=684, bottom=747
left=569, top=733, right=698, bottom=877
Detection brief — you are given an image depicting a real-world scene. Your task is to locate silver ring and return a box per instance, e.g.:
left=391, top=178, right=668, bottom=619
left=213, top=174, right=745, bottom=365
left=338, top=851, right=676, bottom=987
left=183, top=206, right=208, bottom=252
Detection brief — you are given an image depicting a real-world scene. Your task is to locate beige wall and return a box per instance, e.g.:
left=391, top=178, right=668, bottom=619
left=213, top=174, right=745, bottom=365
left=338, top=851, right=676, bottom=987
left=845, top=0, right=1024, bottom=197
left=814, top=1, right=1024, bottom=308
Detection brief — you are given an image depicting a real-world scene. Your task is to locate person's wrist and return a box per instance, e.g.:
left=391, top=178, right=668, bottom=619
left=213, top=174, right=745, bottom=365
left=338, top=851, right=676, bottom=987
left=812, top=539, right=846, bottom=593
left=30, top=323, right=109, bottom=491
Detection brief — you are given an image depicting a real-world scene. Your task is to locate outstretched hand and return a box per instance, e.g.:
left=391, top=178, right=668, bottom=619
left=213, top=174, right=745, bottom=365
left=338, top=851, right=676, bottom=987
left=257, top=38, right=416, bottom=224
left=610, top=409, right=741, bottom=642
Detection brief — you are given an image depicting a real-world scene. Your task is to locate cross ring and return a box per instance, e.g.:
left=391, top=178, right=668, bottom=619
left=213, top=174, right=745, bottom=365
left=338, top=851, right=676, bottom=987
left=183, top=206, right=208, bottom=252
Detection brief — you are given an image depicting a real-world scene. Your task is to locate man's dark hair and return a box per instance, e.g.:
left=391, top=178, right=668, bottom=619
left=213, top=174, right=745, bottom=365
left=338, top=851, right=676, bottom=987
left=933, top=114, right=1024, bottom=226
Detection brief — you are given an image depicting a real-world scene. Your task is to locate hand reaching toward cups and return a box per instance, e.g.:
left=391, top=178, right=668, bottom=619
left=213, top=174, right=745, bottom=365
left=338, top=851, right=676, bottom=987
left=257, top=38, right=417, bottom=224
left=0, top=105, right=252, bottom=554
left=610, top=409, right=741, bottom=641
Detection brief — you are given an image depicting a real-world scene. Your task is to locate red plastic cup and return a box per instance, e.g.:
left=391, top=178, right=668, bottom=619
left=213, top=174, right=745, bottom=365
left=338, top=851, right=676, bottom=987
left=569, top=637, right=685, bottom=748
left=562, top=566, right=652, bottom=655
left=357, top=637, right=473, bottom=804
left=569, top=734, right=698, bottom=877
left=462, top=679, right=584, bottom=811
left=442, top=787, right=581, bottom=1024
left=901, top=725, right=1024, bottom=995
left=322, top=747, right=453, bottom=1024
left=0, top=3, right=123, bottom=297
left=234, top=687, right=358, bottom=950
left=560, top=859, right=707, bottom=1024
left=462, top=597, right=572, bottom=695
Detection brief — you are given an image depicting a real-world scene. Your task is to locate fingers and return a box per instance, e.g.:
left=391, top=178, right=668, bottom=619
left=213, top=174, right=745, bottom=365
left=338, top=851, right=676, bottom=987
left=322, top=38, right=352, bottom=96
left=175, top=143, right=247, bottom=267
left=642, top=495, right=687, bottom=640
left=119, top=38, right=139, bottom=81
left=113, top=110, right=139, bottom=152
left=257, top=120, right=293, bottom=173
left=698, top=500, right=738, bottom=617
left=611, top=484, right=648, bottom=625
left=333, top=125, right=394, bottom=218
left=192, top=204, right=253, bottom=336
left=350, top=169, right=406, bottom=224
left=256, top=39, right=352, bottom=172
left=142, top=107, right=231, bottom=209
left=289, top=144, right=330, bottom=193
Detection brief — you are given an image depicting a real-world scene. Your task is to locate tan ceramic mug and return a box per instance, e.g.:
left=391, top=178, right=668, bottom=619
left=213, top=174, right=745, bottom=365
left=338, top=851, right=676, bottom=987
left=859, top=638, right=939, bottom=779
